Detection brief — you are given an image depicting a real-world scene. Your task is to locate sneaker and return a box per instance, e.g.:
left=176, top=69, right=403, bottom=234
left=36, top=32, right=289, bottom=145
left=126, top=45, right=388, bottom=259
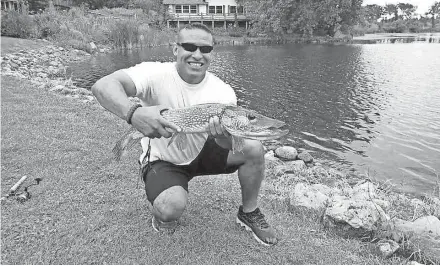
left=151, top=216, right=177, bottom=234
left=236, top=206, right=278, bottom=246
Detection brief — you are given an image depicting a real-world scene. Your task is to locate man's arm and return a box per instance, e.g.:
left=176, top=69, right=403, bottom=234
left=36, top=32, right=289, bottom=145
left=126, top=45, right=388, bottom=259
left=92, top=70, right=136, bottom=120
left=91, top=70, right=180, bottom=139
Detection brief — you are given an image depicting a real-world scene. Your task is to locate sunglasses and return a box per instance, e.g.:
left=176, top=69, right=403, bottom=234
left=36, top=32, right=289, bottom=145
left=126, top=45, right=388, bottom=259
left=177, top=43, right=214, bottom=54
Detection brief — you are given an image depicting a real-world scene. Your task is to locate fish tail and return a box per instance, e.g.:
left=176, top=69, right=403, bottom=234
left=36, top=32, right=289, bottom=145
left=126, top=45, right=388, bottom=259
left=112, top=128, right=142, bottom=161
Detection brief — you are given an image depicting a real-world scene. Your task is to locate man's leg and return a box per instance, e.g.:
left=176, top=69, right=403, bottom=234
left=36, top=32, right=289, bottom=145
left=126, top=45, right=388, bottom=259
left=224, top=139, right=278, bottom=246
left=226, top=139, right=265, bottom=213
left=142, top=161, right=190, bottom=233
left=150, top=186, right=187, bottom=232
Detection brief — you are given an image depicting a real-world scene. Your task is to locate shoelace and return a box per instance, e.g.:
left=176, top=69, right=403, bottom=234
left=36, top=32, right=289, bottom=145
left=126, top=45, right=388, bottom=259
left=247, top=209, right=269, bottom=229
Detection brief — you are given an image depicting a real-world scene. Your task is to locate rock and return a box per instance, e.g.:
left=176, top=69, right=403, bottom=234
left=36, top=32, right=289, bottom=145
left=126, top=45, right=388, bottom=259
left=352, top=181, right=377, bottom=201
left=377, top=239, right=400, bottom=258
left=395, top=216, right=440, bottom=236
left=290, top=183, right=331, bottom=210
left=37, top=72, right=48, bottom=78
left=323, top=195, right=388, bottom=232
left=89, top=42, right=98, bottom=51
left=272, top=160, right=306, bottom=177
left=50, top=85, right=66, bottom=92
left=264, top=150, right=283, bottom=170
left=372, top=199, right=390, bottom=211
left=285, top=160, right=307, bottom=172
left=275, top=146, right=298, bottom=160
left=298, top=151, right=313, bottom=163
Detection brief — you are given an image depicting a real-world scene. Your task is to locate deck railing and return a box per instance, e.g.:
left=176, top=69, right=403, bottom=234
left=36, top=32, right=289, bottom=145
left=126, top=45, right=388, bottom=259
left=168, top=12, right=247, bottom=21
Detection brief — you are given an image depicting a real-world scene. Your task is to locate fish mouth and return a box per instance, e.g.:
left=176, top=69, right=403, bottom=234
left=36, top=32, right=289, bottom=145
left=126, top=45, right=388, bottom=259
left=230, top=128, right=289, bottom=140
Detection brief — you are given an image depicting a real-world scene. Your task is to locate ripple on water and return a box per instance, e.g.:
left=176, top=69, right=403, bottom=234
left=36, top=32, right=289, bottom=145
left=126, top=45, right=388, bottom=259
left=68, top=42, right=440, bottom=196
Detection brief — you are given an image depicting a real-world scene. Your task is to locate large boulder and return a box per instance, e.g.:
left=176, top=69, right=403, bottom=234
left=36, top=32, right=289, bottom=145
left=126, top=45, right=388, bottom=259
left=323, top=195, right=389, bottom=236
left=289, top=183, right=331, bottom=210
left=394, top=216, right=440, bottom=237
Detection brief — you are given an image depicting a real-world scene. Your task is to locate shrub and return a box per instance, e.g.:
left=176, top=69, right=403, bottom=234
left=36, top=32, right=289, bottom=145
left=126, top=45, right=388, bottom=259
left=108, top=19, right=140, bottom=48
left=1, top=10, right=36, bottom=38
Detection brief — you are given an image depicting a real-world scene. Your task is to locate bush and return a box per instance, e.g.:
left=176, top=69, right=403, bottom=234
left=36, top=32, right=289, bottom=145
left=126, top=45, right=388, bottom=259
left=108, top=19, right=140, bottom=48
left=383, top=20, right=408, bottom=33
left=1, top=10, right=36, bottom=38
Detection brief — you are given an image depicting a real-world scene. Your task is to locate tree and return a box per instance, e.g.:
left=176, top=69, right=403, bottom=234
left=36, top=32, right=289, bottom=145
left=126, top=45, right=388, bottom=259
left=426, top=1, right=440, bottom=28
left=244, top=0, right=363, bottom=37
left=363, top=4, right=385, bottom=23
left=397, top=2, right=416, bottom=20
left=385, top=4, right=398, bottom=21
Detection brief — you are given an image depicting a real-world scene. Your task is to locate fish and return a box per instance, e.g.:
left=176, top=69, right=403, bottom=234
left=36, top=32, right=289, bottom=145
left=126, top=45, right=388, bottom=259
left=112, top=103, right=289, bottom=161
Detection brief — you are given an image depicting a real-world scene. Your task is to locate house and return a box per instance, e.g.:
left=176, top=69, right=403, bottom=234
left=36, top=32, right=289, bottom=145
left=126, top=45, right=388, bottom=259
left=163, top=0, right=249, bottom=29
left=1, top=0, right=21, bottom=11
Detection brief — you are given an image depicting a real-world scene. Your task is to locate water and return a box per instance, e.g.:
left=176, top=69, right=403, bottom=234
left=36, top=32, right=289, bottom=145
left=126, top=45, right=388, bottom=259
left=68, top=35, right=440, bottom=196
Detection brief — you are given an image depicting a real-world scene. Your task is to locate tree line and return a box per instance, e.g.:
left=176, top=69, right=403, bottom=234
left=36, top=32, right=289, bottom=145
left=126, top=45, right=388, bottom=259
left=243, top=0, right=440, bottom=37
left=15, top=0, right=440, bottom=36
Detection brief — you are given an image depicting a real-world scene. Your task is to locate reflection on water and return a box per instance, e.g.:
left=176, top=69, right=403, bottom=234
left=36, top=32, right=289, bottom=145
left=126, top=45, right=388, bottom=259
left=353, top=33, right=440, bottom=44
left=69, top=38, right=440, bottom=196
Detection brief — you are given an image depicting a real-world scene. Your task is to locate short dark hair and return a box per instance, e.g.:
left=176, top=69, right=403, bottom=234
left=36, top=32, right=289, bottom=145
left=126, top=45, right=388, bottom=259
left=178, top=22, right=212, bottom=35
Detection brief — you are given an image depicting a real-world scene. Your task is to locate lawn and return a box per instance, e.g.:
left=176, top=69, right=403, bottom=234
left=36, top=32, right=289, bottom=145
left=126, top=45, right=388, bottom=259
left=0, top=75, right=401, bottom=264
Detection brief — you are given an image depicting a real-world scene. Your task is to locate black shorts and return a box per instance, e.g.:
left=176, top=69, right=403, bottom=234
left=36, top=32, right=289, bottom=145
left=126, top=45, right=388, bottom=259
left=140, top=137, right=239, bottom=204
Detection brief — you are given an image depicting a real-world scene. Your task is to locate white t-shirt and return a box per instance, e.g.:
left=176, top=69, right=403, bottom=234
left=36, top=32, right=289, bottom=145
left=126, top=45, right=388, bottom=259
left=123, top=62, right=237, bottom=165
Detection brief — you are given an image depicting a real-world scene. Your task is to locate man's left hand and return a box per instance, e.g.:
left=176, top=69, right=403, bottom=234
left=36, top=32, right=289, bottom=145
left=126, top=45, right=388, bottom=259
left=208, top=116, right=230, bottom=139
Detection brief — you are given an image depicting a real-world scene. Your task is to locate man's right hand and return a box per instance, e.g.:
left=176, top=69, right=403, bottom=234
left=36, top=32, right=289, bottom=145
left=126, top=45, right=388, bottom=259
left=130, top=105, right=181, bottom=139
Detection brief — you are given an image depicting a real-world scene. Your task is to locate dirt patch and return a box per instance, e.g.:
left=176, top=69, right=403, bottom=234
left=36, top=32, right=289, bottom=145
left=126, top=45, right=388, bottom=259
left=1, top=37, right=51, bottom=55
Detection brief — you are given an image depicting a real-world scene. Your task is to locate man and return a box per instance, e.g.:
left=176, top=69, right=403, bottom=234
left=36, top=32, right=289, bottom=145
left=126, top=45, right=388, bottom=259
left=91, top=23, right=277, bottom=246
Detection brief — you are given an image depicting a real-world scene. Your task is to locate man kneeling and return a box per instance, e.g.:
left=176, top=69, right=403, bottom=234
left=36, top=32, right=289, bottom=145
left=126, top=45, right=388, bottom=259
left=91, top=23, right=277, bottom=246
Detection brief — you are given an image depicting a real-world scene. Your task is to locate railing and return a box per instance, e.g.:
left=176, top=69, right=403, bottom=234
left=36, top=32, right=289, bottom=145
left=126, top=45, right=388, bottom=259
left=168, top=12, right=247, bottom=21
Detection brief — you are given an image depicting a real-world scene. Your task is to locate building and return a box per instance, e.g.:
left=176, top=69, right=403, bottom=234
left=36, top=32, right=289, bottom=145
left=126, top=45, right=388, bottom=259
left=163, top=0, right=249, bottom=29
left=1, top=0, right=21, bottom=11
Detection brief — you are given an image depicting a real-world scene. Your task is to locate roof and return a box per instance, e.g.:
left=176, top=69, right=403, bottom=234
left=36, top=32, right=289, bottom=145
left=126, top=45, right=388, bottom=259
left=163, top=0, right=206, bottom=4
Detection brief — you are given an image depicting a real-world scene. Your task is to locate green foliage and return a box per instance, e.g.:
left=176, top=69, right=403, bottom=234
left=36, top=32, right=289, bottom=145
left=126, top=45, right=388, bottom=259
left=363, top=4, right=384, bottom=23
left=1, top=10, right=36, bottom=38
left=382, top=20, right=408, bottom=33
left=107, top=19, right=139, bottom=49
left=244, top=0, right=362, bottom=37
left=397, top=3, right=416, bottom=19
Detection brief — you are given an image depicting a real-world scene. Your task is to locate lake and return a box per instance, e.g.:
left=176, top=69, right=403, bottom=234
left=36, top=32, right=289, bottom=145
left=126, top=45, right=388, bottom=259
left=68, top=34, right=440, bottom=196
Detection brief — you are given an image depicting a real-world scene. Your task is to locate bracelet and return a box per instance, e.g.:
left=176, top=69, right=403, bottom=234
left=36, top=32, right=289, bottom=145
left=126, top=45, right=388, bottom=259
left=126, top=103, right=142, bottom=125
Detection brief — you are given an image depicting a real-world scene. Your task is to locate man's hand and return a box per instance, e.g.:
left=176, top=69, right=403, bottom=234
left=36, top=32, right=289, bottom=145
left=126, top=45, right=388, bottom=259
left=131, top=105, right=181, bottom=139
left=208, top=116, right=231, bottom=138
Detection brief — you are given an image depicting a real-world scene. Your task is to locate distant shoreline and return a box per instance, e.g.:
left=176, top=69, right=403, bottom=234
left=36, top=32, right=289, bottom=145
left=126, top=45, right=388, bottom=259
left=353, top=32, right=440, bottom=40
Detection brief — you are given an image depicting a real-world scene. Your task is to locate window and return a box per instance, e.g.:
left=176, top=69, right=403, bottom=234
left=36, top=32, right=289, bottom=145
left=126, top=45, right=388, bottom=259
left=230, top=6, right=236, bottom=13
left=175, top=5, right=196, bottom=13
left=237, top=6, right=244, bottom=13
left=209, top=6, right=223, bottom=14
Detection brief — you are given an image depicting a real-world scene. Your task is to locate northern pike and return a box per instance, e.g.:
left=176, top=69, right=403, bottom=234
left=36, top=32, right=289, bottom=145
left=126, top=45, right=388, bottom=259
left=113, top=103, right=289, bottom=161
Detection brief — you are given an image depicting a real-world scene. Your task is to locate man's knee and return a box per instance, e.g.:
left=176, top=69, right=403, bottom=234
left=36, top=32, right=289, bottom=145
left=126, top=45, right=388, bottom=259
left=152, top=186, right=187, bottom=222
left=242, top=139, right=265, bottom=162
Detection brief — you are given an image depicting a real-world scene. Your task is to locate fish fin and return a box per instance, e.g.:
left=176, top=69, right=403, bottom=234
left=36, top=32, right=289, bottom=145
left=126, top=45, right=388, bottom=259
left=168, top=132, right=187, bottom=150
left=112, top=128, right=143, bottom=161
left=231, top=135, right=245, bottom=154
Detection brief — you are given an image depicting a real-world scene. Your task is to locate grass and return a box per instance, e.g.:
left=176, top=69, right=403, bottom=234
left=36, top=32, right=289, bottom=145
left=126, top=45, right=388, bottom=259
left=0, top=75, right=404, bottom=264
